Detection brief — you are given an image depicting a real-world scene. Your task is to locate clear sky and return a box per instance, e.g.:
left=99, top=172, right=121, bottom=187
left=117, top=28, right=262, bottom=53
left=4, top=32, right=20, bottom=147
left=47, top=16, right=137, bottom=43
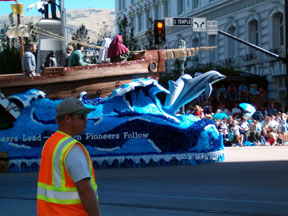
left=0, top=0, right=115, bottom=16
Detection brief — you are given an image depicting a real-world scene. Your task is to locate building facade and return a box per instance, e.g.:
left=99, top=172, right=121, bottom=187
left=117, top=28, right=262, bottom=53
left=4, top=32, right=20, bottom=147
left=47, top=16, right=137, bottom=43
left=115, top=0, right=286, bottom=106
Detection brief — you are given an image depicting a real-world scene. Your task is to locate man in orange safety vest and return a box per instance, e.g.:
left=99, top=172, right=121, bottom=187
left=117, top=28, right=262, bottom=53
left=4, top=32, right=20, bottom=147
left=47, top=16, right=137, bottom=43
left=37, top=98, right=101, bottom=216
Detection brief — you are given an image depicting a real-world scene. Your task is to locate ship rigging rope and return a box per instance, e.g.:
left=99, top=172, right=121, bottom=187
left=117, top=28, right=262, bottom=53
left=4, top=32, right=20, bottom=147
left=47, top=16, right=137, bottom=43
left=165, top=46, right=217, bottom=59
left=32, top=26, right=216, bottom=56
left=33, top=26, right=105, bottom=49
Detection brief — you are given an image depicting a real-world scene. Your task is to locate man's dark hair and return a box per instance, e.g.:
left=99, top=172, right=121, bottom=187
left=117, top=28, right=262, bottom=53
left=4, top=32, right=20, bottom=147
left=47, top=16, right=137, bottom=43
left=77, top=42, right=85, bottom=49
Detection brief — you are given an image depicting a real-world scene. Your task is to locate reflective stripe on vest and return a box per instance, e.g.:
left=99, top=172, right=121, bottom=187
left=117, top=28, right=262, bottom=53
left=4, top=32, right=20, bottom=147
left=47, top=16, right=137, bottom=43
left=37, top=132, right=97, bottom=205
left=53, top=137, right=75, bottom=187
left=37, top=183, right=81, bottom=204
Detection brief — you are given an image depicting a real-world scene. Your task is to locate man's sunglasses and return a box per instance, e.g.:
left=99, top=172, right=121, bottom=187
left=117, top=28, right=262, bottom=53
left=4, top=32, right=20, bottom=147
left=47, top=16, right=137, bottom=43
left=69, top=114, right=87, bottom=120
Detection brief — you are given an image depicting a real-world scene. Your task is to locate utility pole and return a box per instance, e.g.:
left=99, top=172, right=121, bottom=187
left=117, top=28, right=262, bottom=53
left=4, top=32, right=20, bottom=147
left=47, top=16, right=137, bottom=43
left=13, top=0, right=24, bottom=57
left=285, top=0, right=288, bottom=108
left=219, top=27, right=288, bottom=108
left=60, top=0, right=67, bottom=60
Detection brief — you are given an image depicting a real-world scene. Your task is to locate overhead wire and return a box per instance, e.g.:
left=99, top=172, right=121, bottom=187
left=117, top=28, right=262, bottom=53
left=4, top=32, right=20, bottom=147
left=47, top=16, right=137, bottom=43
left=33, top=25, right=105, bottom=49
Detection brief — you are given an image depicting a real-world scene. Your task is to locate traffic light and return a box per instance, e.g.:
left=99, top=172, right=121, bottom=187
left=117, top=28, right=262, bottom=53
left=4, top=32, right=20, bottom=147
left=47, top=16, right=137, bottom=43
left=154, top=20, right=165, bottom=44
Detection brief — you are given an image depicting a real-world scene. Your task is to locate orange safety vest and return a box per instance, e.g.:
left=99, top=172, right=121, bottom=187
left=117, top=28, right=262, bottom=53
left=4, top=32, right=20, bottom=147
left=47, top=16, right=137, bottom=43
left=37, top=131, right=98, bottom=216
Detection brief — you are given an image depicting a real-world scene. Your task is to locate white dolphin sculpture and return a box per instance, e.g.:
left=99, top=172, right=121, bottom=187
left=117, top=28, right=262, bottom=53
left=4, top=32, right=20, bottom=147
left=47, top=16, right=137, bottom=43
left=165, top=70, right=226, bottom=114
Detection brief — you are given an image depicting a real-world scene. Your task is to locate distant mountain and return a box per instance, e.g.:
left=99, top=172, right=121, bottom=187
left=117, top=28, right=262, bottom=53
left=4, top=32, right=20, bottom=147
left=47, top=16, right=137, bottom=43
left=0, top=8, right=115, bottom=42
left=66, top=8, right=115, bottom=42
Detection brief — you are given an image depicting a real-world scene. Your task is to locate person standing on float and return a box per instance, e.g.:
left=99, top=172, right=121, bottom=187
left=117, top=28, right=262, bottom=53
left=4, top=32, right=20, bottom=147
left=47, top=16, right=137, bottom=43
left=107, top=34, right=130, bottom=62
left=68, top=42, right=89, bottom=66
left=22, top=42, right=37, bottom=77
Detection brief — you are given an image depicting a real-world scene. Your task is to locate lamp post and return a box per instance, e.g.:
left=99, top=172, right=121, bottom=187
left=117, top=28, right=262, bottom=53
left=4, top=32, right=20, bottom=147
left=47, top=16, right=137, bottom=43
left=177, top=39, right=186, bottom=114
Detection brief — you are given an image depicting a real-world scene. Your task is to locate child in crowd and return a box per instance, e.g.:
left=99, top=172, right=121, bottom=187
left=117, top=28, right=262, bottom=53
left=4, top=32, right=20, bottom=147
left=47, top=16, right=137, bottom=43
left=239, top=116, right=249, bottom=142
left=281, top=113, right=288, bottom=144
left=219, top=118, right=229, bottom=143
left=231, top=120, right=243, bottom=147
left=249, top=119, right=259, bottom=145
left=192, top=105, right=204, bottom=119
left=260, top=129, right=277, bottom=146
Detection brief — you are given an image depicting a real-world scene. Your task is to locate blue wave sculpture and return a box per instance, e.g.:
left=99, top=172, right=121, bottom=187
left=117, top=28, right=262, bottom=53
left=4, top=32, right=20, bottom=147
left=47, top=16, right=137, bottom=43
left=0, top=71, right=225, bottom=171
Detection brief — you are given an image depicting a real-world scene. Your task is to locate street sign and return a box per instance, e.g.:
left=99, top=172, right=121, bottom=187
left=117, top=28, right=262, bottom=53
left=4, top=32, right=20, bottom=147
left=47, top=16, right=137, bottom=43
left=173, top=18, right=192, bottom=26
left=165, top=17, right=192, bottom=26
left=193, top=17, right=206, bottom=32
left=165, top=17, right=217, bottom=35
left=165, top=17, right=173, bottom=26
left=207, top=20, right=218, bottom=35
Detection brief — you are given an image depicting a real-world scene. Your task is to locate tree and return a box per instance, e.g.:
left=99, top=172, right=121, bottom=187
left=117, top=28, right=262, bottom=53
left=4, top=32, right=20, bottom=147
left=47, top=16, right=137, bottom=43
left=1, top=13, right=38, bottom=51
left=0, top=13, right=26, bottom=74
left=144, top=17, right=156, bottom=50
left=96, top=21, right=112, bottom=42
left=0, top=13, right=17, bottom=51
left=127, top=26, right=138, bottom=51
left=118, top=15, right=138, bottom=50
left=118, top=16, right=128, bottom=44
left=0, top=47, right=22, bottom=74
left=71, top=24, right=90, bottom=45
left=71, top=24, right=94, bottom=63
left=23, top=24, right=38, bottom=48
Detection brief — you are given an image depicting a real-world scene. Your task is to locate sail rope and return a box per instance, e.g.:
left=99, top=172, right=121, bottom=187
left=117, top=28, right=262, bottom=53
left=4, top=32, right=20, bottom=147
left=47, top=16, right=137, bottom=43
left=165, top=46, right=216, bottom=59
left=33, top=25, right=105, bottom=49
left=8, top=25, right=217, bottom=57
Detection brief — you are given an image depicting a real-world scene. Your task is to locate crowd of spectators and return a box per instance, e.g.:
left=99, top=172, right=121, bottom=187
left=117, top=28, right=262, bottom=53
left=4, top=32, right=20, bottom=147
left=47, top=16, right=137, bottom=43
left=194, top=82, right=268, bottom=109
left=211, top=82, right=267, bottom=103
left=186, top=83, right=287, bottom=147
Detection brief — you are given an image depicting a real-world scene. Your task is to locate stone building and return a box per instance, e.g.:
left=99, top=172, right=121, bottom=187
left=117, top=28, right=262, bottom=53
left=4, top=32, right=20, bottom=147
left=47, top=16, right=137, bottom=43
left=115, top=0, right=286, bottom=106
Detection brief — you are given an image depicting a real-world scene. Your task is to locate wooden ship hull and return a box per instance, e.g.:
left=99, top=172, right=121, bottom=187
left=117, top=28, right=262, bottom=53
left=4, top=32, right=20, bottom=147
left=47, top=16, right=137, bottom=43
left=0, top=50, right=165, bottom=99
left=0, top=47, right=215, bottom=99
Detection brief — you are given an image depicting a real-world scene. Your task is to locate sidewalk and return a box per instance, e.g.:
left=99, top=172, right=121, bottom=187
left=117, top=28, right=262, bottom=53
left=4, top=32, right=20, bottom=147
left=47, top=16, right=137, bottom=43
left=224, top=145, right=288, bottom=162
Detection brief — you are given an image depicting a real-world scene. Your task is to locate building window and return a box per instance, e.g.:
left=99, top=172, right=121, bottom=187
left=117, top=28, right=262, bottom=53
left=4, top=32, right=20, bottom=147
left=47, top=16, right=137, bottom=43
left=191, top=38, right=200, bottom=68
left=137, top=13, right=142, bottom=32
left=177, top=0, right=184, bottom=15
left=208, top=35, right=216, bottom=62
left=119, top=0, right=122, bottom=10
left=145, top=9, right=150, bottom=29
left=154, top=5, right=159, bottom=19
left=272, top=13, right=284, bottom=48
left=119, top=0, right=126, bottom=10
left=130, top=17, right=134, bottom=30
left=279, top=76, right=285, bottom=88
left=131, top=0, right=134, bottom=4
left=192, top=38, right=199, bottom=47
left=227, top=26, right=236, bottom=58
left=280, top=14, right=284, bottom=46
left=164, top=1, right=169, bottom=18
left=192, top=0, right=199, bottom=9
left=248, top=20, right=259, bottom=53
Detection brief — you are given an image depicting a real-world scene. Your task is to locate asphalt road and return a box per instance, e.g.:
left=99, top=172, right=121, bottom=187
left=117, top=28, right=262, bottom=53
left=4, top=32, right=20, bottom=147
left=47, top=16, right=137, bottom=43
left=0, top=146, right=288, bottom=216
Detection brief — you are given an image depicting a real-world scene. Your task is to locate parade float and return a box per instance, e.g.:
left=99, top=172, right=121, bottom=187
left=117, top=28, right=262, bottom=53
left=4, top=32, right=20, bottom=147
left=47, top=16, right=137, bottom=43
left=0, top=47, right=215, bottom=99
left=0, top=71, right=226, bottom=172
left=0, top=0, right=225, bottom=172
